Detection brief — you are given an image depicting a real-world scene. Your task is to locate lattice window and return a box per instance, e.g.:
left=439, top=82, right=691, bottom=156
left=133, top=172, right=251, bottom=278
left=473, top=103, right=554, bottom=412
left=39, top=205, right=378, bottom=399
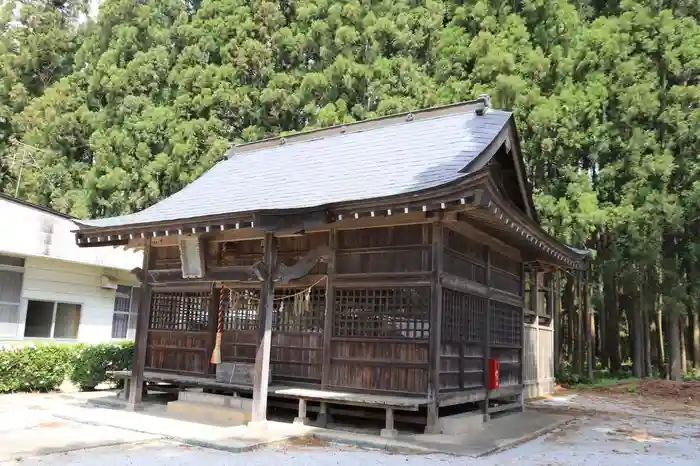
left=441, top=289, right=487, bottom=343
left=489, top=301, right=522, bottom=346
left=149, top=291, right=211, bottom=331
left=272, top=287, right=325, bottom=333
left=444, top=250, right=487, bottom=283
left=333, top=287, right=430, bottom=339
left=222, top=288, right=260, bottom=330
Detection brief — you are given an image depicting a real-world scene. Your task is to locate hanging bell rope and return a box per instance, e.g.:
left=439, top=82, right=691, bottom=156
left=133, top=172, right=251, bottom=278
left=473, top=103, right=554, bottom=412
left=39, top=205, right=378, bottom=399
left=210, top=285, right=226, bottom=365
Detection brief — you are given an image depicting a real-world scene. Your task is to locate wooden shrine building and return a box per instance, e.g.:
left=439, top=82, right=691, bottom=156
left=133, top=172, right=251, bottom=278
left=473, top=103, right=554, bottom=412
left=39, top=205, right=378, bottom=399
left=73, top=96, right=589, bottom=435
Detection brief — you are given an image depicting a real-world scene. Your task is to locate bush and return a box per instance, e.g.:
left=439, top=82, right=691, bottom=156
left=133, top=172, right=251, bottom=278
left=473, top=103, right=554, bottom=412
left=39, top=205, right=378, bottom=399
left=69, top=341, right=134, bottom=391
left=0, top=344, right=76, bottom=393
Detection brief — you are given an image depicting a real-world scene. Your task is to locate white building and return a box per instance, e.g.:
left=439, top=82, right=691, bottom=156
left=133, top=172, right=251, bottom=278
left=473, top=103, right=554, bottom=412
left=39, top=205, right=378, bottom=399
left=0, top=194, right=143, bottom=343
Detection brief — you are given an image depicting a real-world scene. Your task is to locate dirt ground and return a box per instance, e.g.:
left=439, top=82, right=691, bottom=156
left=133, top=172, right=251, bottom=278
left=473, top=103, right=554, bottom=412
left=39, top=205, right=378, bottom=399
left=1, top=384, right=699, bottom=466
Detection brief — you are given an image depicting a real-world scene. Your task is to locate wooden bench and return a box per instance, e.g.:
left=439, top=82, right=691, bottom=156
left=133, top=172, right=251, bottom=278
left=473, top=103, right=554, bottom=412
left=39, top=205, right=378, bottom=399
left=109, top=370, right=254, bottom=400
left=269, top=387, right=427, bottom=438
left=110, top=371, right=428, bottom=438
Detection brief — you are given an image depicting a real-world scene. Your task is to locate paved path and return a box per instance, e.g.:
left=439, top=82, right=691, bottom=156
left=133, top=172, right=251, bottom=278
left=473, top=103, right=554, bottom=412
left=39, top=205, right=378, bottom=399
left=0, top=390, right=698, bottom=465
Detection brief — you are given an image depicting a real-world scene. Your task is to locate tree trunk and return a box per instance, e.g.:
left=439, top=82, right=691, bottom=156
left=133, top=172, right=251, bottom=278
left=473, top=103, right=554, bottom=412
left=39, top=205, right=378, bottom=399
left=575, top=273, right=585, bottom=374
left=680, top=314, right=687, bottom=374
left=657, top=299, right=666, bottom=378
left=692, top=310, right=700, bottom=368
left=669, top=311, right=682, bottom=381
left=630, top=292, right=644, bottom=378
left=643, top=297, right=652, bottom=377
left=584, top=270, right=594, bottom=380
left=604, top=269, right=620, bottom=375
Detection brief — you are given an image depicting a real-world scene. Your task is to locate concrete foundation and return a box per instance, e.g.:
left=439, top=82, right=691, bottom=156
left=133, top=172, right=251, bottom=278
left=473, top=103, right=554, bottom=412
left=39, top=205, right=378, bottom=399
left=166, top=390, right=252, bottom=426
left=438, top=411, right=484, bottom=435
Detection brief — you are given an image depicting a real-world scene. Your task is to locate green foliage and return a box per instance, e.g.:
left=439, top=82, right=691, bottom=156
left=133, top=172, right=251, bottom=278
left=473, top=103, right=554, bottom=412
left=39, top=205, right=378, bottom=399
left=682, top=366, right=700, bottom=382
left=0, top=345, right=76, bottom=393
left=1, top=2, right=700, bottom=378
left=69, top=341, right=134, bottom=391
left=0, top=342, right=133, bottom=393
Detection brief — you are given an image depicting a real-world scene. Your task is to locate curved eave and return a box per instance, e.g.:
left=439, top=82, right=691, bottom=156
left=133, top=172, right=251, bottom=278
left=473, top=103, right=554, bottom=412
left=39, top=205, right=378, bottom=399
left=73, top=170, right=493, bottom=247
left=481, top=180, right=590, bottom=270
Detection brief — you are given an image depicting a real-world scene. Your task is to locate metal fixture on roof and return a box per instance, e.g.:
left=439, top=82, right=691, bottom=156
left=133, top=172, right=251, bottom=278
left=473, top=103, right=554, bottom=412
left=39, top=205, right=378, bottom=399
left=475, top=94, right=492, bottom=116
left=406, top=113, right=415, bottom=122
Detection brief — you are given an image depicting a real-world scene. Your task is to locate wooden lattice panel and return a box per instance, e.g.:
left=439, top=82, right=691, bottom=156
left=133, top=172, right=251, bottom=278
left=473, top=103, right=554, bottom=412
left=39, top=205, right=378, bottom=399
left=149, top=290, right=211, bottom=331
left=489, top=301, right=522, bottom=347
left=272, top=287, right=325, bottom=333
left=441, top=288, right=487, bottom=343
left=333, top=287, right=431, bottom=339
left=222, top=288, right=260, bottom=331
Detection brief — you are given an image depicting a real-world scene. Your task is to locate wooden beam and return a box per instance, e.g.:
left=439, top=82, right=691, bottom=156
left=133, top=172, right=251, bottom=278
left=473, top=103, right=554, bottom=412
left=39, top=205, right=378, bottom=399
left=275, top=245, right=332, bottom=283
left=553, top=270, right=562, bottom=375
left=519, top=263, right=527, bottom=410
left=128, top=238, right=152, bottom=410
left=483, top=246, right=492, bottom=422
left=321, top=230, right=336, bottom=391
left=425, top=220, right=443, bottom=434
left=251, top=233, right=277, bottom=424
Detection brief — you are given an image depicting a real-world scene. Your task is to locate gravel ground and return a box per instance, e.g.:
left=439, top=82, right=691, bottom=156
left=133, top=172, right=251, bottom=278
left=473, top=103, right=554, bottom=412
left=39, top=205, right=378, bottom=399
left=1, top=390, right=698, bottom=466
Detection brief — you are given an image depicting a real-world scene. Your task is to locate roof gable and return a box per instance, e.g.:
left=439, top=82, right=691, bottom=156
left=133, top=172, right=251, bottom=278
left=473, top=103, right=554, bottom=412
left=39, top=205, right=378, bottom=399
left=79, top=101, right=513, bottom=229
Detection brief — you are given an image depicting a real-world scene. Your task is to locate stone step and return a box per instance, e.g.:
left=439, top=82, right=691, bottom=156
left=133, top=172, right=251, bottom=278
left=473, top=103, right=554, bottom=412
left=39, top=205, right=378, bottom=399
left=177, top=390, right=250, bottom=409
left=438, top=411, right=484, bottom=435
left=167, top=400, right=252, bottom=426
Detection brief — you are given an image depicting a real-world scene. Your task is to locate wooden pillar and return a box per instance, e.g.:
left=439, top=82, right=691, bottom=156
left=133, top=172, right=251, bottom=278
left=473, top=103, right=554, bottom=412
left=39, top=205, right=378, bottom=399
left=553, top=271, right=562, bottom=374
left=206, top=282, right=219, bottom=375
left=575, top=271, right=584, bottom=374
left=519, top=264, right=527, bottom=408
left=321, top=229, right=336, bottom=390
left=584, top=268, right=594, bottom=380
left=425, top=220, right=443, bottom=434
left=483, top=246, right=492, bottom=421
left=128, top=238, right=152, bottom=411
left=251, top=233, right=277, bottom=425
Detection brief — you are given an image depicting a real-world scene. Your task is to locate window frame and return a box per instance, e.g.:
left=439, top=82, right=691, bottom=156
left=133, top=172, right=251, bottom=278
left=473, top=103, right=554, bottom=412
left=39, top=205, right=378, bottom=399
left=0, top=256, right=25, bottom=338
left=111, top=285, right=138, bottom=339
left=24, top=299, right=82, bottom=340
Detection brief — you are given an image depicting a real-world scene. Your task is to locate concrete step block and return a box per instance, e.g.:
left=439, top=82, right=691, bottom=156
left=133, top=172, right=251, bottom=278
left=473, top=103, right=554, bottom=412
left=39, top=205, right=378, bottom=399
left=167, top=400, right=252, bottom=426
left=177, top=391, right=250, bottom=410
left=438, top=411, right=484, bottom=435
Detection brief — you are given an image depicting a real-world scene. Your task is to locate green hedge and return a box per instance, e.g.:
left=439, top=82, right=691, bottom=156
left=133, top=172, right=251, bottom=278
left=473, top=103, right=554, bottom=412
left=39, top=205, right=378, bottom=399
left=0, top=341, right=134, bottom=394
left=70, top=341, right=134, bottom=391
left=0, top=345, right=76, bottom=393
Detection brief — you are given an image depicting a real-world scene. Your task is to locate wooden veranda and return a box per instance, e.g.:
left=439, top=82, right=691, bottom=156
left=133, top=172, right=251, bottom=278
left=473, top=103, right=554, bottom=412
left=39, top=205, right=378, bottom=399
left=74, top=96, right=589, bottom=433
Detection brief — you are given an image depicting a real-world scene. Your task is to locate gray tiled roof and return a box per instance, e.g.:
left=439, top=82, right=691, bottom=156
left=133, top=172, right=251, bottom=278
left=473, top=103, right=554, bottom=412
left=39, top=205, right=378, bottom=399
left=79, top=107, right=512, bottom=228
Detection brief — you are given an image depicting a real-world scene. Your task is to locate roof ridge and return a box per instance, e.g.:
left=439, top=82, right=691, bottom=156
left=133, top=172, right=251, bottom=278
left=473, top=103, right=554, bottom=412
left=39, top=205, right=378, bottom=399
left=227, top=96, right=496, bottom=158
left=0, top=192, right=75, bottom=220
